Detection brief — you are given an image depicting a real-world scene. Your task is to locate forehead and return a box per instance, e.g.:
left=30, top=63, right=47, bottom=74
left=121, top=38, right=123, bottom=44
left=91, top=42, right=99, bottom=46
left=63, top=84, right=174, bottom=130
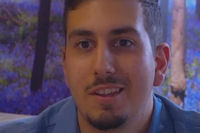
left=66, top=0, right=144, bottom=36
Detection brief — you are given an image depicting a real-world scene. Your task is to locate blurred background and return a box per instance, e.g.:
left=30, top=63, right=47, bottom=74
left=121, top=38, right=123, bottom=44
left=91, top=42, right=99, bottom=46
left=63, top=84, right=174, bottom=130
left=0, top=0, right=199, bottom=115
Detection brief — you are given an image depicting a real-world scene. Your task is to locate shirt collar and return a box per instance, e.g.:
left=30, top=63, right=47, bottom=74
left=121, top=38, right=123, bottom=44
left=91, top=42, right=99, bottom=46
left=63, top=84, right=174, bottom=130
left=52, top=97, right=79, bottom=133
left=147, top=94, right=163, bottom=133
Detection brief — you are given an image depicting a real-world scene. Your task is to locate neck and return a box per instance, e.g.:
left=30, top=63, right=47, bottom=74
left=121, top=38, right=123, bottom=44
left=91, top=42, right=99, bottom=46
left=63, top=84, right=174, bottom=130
left=78, top=96, right=154, bottom=133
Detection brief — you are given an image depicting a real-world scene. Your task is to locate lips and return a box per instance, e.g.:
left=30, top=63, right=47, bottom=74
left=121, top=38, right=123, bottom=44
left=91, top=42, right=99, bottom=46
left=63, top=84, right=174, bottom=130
left=89, top=84, right=124, bottom=97
left=95, top=88, right=123, bottom=96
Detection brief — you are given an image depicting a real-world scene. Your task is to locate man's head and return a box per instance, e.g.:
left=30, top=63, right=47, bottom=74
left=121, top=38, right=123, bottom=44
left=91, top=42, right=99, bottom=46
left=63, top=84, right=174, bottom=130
left=63, top=0, right=170, bottom=132
left=64, top=0, right=163, bottom=52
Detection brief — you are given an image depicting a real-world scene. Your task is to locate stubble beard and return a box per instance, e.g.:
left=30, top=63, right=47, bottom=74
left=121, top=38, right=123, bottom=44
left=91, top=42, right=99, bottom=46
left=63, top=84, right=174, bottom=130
left=86, top=104, right=128, bottom=131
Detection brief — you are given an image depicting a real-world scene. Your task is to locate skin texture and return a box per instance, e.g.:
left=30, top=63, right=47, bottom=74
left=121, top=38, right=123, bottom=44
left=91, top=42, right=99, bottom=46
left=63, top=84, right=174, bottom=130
left=63, top=0, right=170, bottom=133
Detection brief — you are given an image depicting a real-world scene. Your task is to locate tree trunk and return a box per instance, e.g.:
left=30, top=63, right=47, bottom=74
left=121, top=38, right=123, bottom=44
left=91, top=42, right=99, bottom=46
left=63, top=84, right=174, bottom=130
left=30, top=0, right=51, bottom=91
left=170, top=0, right=186, bottom=106
left=196, top=0, right=200, bottom=19
left=161, top=0, right=169, bottom=42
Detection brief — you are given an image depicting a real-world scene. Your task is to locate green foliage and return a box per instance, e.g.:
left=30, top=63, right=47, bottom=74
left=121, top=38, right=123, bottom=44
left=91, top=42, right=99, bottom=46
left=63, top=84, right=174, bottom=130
left=193, top=58, right=200, bottom=67
left=0, top=79, right=9, bottom=86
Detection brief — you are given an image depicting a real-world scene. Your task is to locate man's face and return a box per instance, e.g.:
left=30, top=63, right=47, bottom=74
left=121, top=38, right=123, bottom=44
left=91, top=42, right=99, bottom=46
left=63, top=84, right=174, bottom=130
left=63, top=0, right=165, bottom=130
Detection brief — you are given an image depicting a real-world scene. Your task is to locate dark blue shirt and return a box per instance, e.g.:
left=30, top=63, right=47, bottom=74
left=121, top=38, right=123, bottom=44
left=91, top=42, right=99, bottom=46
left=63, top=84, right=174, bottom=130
left=147, top=95, right=162, bottom=133
left=0, top=94, right=200, bottom=133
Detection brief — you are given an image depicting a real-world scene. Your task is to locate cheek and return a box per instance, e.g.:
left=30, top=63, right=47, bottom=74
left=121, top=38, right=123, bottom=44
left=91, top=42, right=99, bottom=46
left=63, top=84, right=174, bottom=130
left=64, top=58, right=91, bottom=95
left=123, top=55, right=155, bottom=94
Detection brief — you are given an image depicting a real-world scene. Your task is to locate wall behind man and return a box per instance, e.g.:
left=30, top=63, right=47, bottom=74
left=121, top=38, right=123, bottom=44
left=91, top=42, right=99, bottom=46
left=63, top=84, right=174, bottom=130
left=0, top=0, right=70, bottom=115
left=0, top=0, right=199, bottom=115
left=154, top=0, right=200, bottom=111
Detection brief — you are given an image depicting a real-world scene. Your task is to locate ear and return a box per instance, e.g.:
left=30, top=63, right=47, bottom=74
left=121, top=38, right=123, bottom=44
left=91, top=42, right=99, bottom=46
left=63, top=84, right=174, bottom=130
left=153, top=43, right=170, bottom=86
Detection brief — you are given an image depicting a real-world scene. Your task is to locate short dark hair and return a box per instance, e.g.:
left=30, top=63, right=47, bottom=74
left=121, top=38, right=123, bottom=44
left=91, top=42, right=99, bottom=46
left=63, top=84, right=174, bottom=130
left=63, top=0, right=162, bottom=51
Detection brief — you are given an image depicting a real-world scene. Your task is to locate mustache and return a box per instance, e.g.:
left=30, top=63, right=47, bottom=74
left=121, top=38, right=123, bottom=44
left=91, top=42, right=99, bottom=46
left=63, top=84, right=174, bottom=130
left=85, top=76, right=130, bottom=91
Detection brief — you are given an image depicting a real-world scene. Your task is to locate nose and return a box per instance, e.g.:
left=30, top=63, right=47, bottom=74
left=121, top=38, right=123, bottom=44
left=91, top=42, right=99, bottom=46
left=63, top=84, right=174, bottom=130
left=93, top=45, right=116, bottom=77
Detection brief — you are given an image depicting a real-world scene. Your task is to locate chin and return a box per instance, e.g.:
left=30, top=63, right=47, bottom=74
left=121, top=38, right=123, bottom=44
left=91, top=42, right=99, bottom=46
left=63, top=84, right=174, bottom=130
left=86, top=111, right=128, bottom=131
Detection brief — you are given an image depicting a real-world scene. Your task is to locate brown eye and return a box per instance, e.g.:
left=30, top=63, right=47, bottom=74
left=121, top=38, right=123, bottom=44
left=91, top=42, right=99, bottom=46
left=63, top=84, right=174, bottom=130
left=77, top=41, right=92, bottom=49
left=114, top=39, right=134, bottom=47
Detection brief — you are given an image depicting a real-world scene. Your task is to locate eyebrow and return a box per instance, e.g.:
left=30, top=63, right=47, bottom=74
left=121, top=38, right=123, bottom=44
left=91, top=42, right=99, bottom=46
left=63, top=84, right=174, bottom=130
left=110, top=26, right=140, bottom=36
left=68, top=29, right=94, bottom=39
left=68, top=26, right=140, bottom=39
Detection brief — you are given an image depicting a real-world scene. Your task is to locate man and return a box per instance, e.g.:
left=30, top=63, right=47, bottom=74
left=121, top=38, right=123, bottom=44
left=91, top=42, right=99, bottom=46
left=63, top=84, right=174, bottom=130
left=0, top=0, right=200, bottom=133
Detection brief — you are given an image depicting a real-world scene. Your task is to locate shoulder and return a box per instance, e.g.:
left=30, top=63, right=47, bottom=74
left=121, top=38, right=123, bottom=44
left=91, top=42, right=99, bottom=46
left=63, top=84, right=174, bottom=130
left=0, top=97, right=74, bottom=133
left=156, top=94, right=200, bottom=133
left=0, top=116, right=39, bottom=133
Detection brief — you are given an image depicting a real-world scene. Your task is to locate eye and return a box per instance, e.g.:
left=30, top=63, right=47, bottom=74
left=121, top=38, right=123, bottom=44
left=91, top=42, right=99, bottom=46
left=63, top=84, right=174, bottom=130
left=76, top=40, right=93, bottom=49
left=114, top=39, right=134, bottom=47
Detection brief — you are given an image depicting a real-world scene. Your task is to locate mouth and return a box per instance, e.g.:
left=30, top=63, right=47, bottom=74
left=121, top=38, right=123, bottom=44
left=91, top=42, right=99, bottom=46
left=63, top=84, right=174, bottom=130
left=94, top=88, right=124, bottom=97
left=89, top=84, right=125, bottom=102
